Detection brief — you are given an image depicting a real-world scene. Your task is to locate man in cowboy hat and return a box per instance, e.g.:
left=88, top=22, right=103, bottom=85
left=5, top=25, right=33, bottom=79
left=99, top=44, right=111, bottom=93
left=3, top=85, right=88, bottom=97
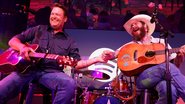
left=102, top=14, right=185, bottom=104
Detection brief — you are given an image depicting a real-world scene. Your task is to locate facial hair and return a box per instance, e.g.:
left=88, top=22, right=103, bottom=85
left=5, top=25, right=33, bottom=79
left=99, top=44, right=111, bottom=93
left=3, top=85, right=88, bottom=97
left=132, top=26, right=146, bottom=41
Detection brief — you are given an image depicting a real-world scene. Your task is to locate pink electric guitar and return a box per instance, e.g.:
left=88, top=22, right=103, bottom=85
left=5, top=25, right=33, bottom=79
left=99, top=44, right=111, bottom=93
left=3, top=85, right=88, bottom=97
left=0, top=44, right=78, bottom=74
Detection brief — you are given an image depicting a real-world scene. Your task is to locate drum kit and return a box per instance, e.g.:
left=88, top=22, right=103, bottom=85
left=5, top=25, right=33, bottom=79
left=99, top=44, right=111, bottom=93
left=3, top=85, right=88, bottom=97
left=73, top=71, right=136, bottom=104
left=70, top=48, right=137, bottom=104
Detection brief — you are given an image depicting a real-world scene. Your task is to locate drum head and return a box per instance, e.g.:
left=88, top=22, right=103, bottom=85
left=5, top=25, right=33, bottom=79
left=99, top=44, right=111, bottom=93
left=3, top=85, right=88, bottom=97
left=94, top=95, right=122, bottom=104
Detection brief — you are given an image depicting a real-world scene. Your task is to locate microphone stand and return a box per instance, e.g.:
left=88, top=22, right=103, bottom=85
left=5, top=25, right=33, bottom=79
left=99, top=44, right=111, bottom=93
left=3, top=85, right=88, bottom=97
left=151, top=7, right=174, bottom=104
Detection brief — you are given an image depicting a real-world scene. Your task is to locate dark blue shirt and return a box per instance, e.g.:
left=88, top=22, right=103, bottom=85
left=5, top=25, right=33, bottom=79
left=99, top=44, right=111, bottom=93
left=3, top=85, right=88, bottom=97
left=14, top=25, right=81, bottom=72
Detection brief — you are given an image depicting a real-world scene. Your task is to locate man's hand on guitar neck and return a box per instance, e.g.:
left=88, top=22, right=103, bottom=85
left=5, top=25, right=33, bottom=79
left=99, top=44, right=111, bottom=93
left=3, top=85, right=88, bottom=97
left=19, top=45, right=35, bottom=61
left=174, top=45, right=185, bottom=67
left=179, top=45, right=185, bottom=56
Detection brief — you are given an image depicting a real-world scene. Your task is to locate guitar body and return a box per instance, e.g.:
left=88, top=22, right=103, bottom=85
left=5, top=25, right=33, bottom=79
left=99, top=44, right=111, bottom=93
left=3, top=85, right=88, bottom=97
left=0, top=44, right=39, bottom=74
left=117, top=43, right=165, bottom=76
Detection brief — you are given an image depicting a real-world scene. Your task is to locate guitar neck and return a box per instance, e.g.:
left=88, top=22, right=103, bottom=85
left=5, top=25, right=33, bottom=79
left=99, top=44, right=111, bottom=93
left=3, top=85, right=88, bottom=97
left=155, top=48, right=180, bottom=55
left=29, top=52, right=59, bottom=60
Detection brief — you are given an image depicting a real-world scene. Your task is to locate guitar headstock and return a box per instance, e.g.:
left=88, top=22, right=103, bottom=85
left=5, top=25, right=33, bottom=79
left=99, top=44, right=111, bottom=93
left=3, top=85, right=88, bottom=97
left=57, top=56, right=78, bottom=67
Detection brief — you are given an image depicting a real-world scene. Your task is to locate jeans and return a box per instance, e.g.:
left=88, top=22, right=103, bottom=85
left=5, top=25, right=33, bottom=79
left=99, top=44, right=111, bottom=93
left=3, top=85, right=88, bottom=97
left=0, top=70, right=75, bottom=104
left=53, top=0, right=59, bottom=3
left=150, top=0, right=162, bottom=4
left=136, top=63, right=185, bottom=104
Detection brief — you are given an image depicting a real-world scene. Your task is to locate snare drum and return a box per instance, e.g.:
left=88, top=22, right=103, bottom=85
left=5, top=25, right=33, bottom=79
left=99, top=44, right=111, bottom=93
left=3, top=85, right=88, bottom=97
left=94, top=95, right=122, bottom=104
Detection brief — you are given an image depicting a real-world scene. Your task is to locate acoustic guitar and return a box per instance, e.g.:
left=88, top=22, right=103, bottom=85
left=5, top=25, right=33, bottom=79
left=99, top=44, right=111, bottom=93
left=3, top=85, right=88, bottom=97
left=117, top=43, right=180, bottom=76
left=0, top=44, right=78, bottom=74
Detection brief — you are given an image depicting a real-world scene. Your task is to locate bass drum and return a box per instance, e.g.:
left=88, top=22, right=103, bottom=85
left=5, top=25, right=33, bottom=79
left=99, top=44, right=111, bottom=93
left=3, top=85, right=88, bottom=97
left=94, top=95, right=122, bottom=104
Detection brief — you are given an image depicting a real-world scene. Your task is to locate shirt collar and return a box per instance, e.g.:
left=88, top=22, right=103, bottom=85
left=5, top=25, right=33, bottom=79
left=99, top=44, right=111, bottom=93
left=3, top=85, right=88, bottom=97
left=47, top=25, right=68, bottom=38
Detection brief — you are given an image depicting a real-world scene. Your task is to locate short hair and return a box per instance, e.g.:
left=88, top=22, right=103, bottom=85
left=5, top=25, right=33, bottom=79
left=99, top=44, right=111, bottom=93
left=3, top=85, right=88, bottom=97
left=52, top=3, right=68, bottom=17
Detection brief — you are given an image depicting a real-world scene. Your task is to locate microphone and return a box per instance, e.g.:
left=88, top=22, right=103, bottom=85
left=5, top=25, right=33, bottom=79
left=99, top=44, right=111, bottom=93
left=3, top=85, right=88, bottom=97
left=150, top=6, right=158, bottom=23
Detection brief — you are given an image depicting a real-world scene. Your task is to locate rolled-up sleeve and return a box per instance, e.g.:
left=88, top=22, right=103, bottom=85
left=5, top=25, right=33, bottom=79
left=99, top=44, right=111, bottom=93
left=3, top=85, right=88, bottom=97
left=14, top=26, right=39, bottom=43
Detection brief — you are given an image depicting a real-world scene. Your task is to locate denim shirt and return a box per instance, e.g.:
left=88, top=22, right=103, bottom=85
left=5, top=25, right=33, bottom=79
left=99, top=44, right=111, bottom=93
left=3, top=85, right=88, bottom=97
left=14, top=25, right=81, bottom=71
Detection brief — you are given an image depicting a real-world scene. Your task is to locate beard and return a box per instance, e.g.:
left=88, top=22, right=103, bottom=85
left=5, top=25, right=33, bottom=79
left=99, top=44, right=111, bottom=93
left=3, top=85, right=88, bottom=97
left=132, top=26, right=146, bottom=41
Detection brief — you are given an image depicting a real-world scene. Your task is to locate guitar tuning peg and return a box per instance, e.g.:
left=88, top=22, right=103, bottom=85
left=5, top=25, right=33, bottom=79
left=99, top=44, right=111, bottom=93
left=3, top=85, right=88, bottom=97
left=32, top=60, right=36, bottom=63
left=72, top=58, right=74, bottom=61
left=59, top=64, right=63, bottom=67
left=69, top=61, right=72, bottom=65
left=58, top=60, right=61, bottom=63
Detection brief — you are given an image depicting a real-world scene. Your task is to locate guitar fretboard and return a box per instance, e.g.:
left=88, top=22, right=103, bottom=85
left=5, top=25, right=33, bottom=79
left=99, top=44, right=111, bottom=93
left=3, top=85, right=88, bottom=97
left=29, top=52, right=59, bottom=59
left=155, top=48, right=180, bottom=55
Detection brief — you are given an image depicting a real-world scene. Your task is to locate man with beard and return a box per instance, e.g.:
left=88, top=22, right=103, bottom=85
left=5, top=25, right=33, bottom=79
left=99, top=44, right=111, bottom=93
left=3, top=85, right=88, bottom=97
left=102, top=14, right=185, bottom=104
left=0, top=3, right=108, bottom=104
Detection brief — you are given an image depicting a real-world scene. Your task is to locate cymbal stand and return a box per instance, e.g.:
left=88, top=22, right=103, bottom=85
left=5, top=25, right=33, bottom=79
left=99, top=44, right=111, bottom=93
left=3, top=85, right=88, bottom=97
left=80, top=87, right=90, bottom=104
left=105, top=84, right=112, bottom=96
left=73, top=73, right=79, bottom=104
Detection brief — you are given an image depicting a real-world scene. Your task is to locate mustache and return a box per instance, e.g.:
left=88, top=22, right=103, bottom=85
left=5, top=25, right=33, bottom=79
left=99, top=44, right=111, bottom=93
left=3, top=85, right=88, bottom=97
left=132, top=27, right=139, bottom=32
